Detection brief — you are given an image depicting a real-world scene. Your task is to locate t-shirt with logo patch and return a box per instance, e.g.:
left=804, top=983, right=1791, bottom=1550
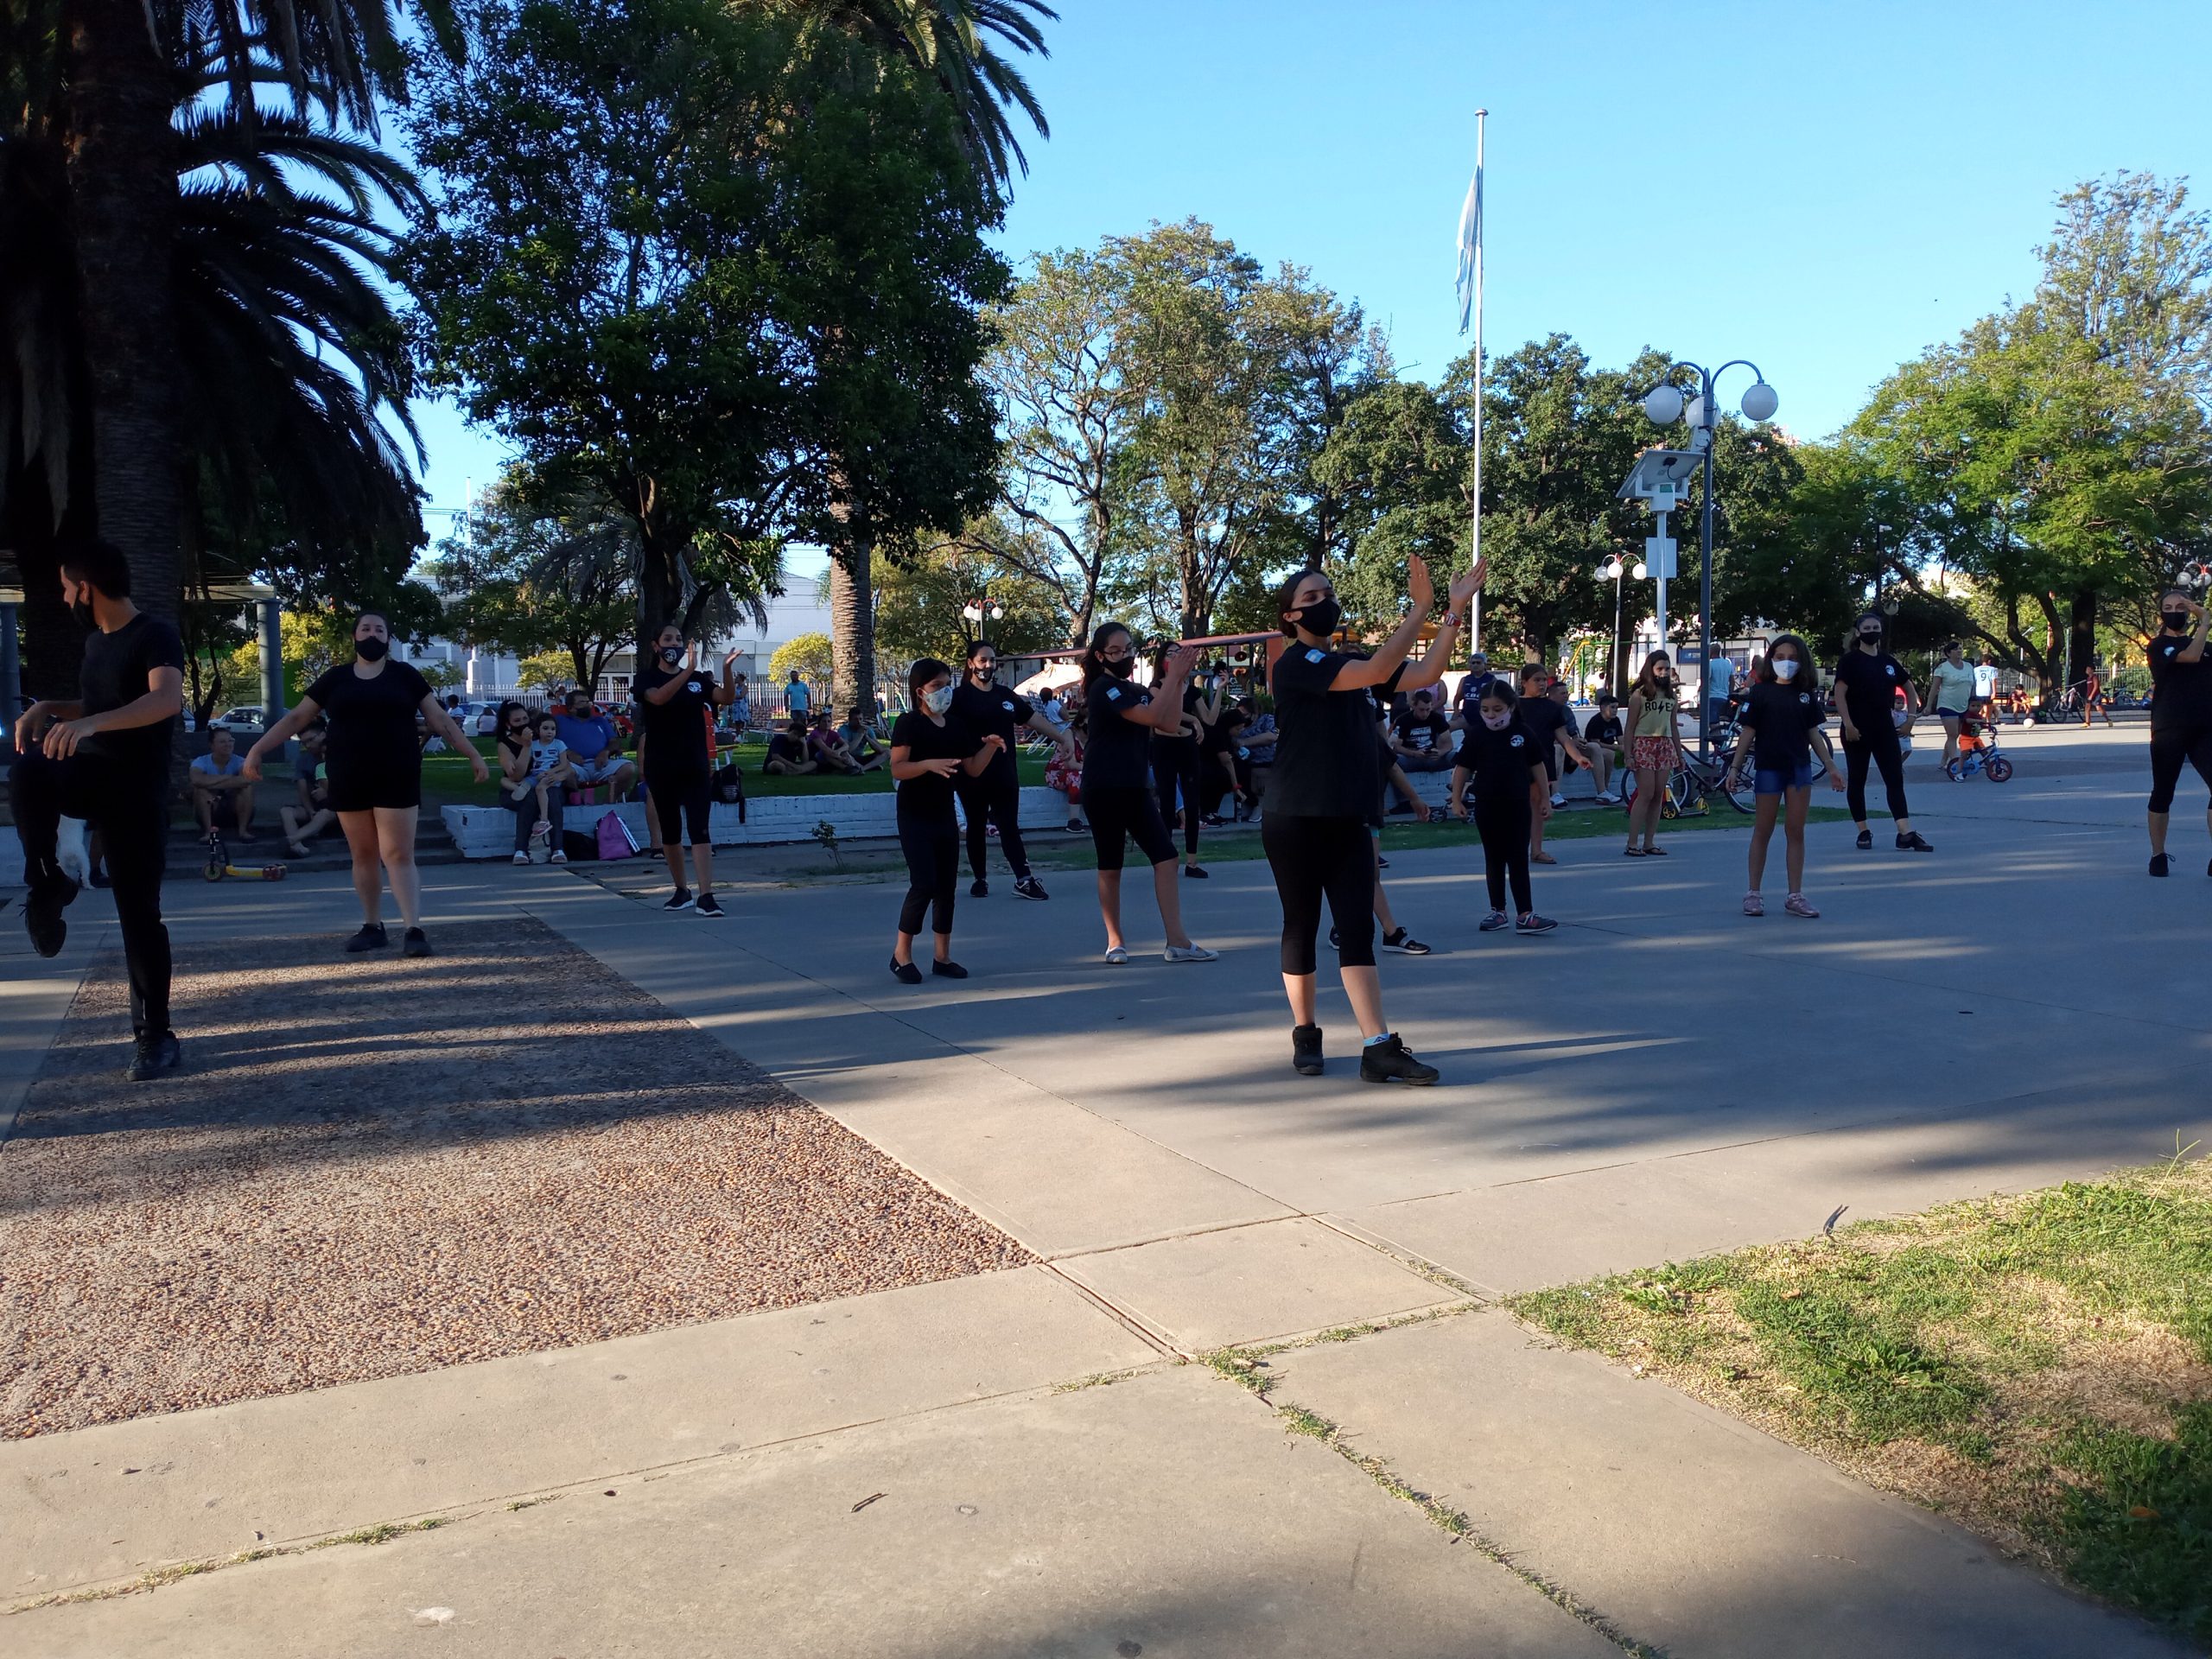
left=1081, top=672, right=1155, bottom=790
left=1834, top=648, right=1908, bottom=739
left=1393, top=709, right=1451, bottom=753
left=635, top=662, right=716, bottom=774
left=2148, top=633, right=2212, bottom=731
left=1265, top=645, right=1389, bottom=819
left=1741, top=681, right=1825, bottom=772
left=1456, top=716, right=1544, bottom=803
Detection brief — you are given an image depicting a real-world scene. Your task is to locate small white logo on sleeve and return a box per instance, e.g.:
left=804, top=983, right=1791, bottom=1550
left=1885, top=664, right=1896, bottom=677
left=1001, top=700, right=1014, bottom=712
left=1510, top=734, right=1524, bottom=747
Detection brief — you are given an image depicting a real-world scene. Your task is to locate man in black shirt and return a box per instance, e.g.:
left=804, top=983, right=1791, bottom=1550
left=11, top=538, right=186, bottom=1080
left=951, top=640, right=1070, bottom=900
left=1834, top=612, right=1932, bottom=852
left=1389, top=690, right=1454, bottom=772
left=1581, top=694, right=1623, bottom=802
left=634, top=624, right=737, bottom=915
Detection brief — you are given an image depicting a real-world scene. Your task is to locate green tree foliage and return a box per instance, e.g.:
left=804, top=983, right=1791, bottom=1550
left=872, top=524, right=1063, bottom=671
left=769, top=631, right=835, bottom=687
left=419, top=474, right=637, bottom=695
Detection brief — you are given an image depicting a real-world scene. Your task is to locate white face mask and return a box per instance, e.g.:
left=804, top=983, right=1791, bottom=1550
left=1481, top=709, right=1511, bottom=731
left=923, top=684, right=954, bottom=715
left=1771, top=658, right=1801, bottom=682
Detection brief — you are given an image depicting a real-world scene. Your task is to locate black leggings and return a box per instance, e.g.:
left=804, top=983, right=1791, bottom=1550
left=1153, top=739, right=1201, bottom=855
left=645, top=768, right=712, bottom=847
left=1473, top=794, right=1534, bottom=914
left=1844, top=734, right=1909, bottom=824
left=11, top=747, right=172, bottom=1036
left=897, top=817, right=959, bottom=937
left=1086, top=784, right=1177, bottom=872
left=2148, top=724, right=2212, bottom=813
left=1262, top=813, right=1376, bottom=974
left=957, top=769, right=1028, bottom=880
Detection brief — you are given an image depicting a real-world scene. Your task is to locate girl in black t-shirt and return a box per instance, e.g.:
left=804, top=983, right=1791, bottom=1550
left=2145, top=586, right=2212, bottom=875
left=1077, top=624, right=1217, bottom=965
left=633, top=620, right=737, bottom=917
left=1722, top=634, right=1844, bottom=917
left=1457, top=682, right=1554, bottom=935
left=247, top=611, right=486, bottom=957
left=1264, top=556, right=1482, bottom=1084
left=887, top=658, right=1004, bottom=982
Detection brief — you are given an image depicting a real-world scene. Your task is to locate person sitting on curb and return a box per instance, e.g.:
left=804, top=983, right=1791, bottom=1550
left=281, top=721, right=337, bottom=856
left=555, top=689, right=637, bottom=801
left=837, top=707, right=888, bottom=772
left=807, top=709, right=868, bottom=774
left=188, top=728, right=257, bottom=842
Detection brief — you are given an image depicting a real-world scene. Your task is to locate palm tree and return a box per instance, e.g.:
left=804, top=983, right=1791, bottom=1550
left=798, top=0, right=1054, bottom=713
left=57, top=0, right=420, bottom=619
left=3, top=34, right=426, bottom=694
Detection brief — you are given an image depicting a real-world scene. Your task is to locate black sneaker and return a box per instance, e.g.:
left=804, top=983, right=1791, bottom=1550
left=1014, top=875, right=1049, bottom=900
left=2151, top=853, right=2171, bottom=877
left=1516, top=913, right=1559, bottom=935
left=1855, top=829, right=1873, bottom=850
left=662, top=890, right=695, bottom=913
left=888, top=957, right=922, bottom=984
left=23, top=871, right=77, bottom=959
left=344, top=923, right=389, bottom=953
left=400, top=927, right=431, bottom=957
left=1896, top=831, right=1933, bottom=852
left=1359, top=1033, right=1440, bottom=1086
left=1292, top=1023, right=1325, bottom=1077
left=1381, top=928, right=1430, bottom=955
left=931, top=959, right=969, bottom=979
left=970, top=879, right=989, bottom=898
left=124, top=1030, right=181, bottom=1083
left=696, top=894, right=726, bottom=918
left=1183, top=863, right=1210, bottom=879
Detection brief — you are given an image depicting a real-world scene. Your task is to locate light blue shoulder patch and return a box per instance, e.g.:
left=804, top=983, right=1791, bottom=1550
left=1305, top=648, right=1325, bottom=664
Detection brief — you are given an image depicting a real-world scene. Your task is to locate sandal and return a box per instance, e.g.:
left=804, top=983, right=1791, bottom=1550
left=1623, top=846, right=1647, bottom=858
left=1643, top=844, right=1669, bottom=856
left=1531, top=851, right=1557, bottom=865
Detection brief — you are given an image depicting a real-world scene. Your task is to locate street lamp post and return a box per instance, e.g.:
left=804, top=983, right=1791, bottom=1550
left=1597, top=558, right=1627, bottom=694
left=958, top=598, right=1004, bottom=645
left=1640, top=362, right=1779, bottom=757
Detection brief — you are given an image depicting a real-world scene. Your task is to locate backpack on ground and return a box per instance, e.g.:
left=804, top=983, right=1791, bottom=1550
left=595, top=810, right=638, bottom=861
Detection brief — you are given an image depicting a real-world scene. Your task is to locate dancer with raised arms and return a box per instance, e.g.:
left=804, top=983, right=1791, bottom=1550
left=1268, top=553, right=1483, bottom=1084
left=1077, top=626, right=1217, bottom=965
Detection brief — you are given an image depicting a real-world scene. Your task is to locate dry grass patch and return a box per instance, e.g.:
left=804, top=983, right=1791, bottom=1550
left=1511, top=1154, right=2212, bottom=1645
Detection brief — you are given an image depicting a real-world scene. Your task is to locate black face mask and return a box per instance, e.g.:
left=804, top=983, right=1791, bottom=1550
left=356, top=636, right=389, bottom=662
left=1291, top=597, right=1342, bottom=639
left=2164, top=612, right=2191, bottom=632
left=1103, top=657, right=1135, bottom=679
left=659, top=645, right=683, bottom=666
left=1857, top=630, right=1883, bottom=649
left=69, top=596, right=94, bottom=629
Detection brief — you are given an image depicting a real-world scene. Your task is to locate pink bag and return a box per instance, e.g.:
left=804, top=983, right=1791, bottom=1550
left=595, top=810, right=638, bottom=861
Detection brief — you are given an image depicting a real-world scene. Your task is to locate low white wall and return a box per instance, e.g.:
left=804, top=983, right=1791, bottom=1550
left=442, top=785, right=1078, bottom=860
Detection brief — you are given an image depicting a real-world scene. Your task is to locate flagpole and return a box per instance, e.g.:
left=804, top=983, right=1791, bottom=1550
left=1469, top=109, right=1485, bottom=652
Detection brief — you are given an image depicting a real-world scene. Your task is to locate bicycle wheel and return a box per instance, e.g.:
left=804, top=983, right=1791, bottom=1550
left=1986, top=755, right=2013, bottom=782
left=1666, top=766, right=1698, bottom=817
left=1721, top=763, right=1760, bottom=814
left=1944, top=758, right=1964, bottom=781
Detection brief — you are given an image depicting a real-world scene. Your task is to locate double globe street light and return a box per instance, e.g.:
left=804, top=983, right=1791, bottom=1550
left=1637, top=362, right=1779, bottom=757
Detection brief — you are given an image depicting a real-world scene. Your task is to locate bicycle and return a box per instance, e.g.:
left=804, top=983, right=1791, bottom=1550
left=1943, top=720, right=2014, bottom=782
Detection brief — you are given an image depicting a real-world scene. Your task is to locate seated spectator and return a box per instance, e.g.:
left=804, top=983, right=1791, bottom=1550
left=807, top=709, right=868, bottom=775
left=1200, top=705, right=1255, bottom=823
left=1239, top=697, right=1278, bottom=764
left=281, top=721, right=337, bottom=856
left=1581, top=693, right=1623, bottom=803
left=524, top=714, right=575, bottom=830
left=555, top=688, right=637, bottom=798
left=188, top=728, right=256, bottom=840
left=765, top=718, right=818, bottom=775
left=837, top=707, right=887, bottom=772
left=1046, top=718, right=1085, bottom=831
left=495, top=701, right=569, bottom=865
left=1391, top=690, right=1455, bottom=772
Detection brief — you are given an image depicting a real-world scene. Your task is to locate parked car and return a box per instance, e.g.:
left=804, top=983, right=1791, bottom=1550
left=209, top=706, right=266, bottom=733
left=454, top=700, right=503, bottom=736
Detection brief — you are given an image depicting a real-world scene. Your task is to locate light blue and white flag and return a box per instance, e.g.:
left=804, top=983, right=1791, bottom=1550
left=1454, top=162, right=1483, bottom=334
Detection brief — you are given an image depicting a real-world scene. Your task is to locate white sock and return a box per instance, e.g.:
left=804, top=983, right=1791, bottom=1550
left=54, top=817, right=92, bottom=884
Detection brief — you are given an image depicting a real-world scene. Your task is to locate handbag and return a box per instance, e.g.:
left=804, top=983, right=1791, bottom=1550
left=595, top=810, right=638, bottom=861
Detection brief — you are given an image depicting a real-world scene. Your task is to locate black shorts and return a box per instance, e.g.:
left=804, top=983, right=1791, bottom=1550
left=1085, top=784, right=1176, bottom=872
left=646, top=768, right=714, bottom=847
left=326, top=758, right=422, bottom=812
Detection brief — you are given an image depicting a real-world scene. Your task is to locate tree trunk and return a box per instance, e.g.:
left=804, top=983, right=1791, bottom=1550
left=636, top=532, right=681, bottom=649
left=2067, top=585, right=2098, bottom=690
left=829, top=548, right=874, bottom=719
left=63, top=0, right=181, bottom=622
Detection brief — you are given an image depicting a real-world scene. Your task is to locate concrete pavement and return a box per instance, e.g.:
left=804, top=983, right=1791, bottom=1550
left=6, top=725, right=2202, bottom=1653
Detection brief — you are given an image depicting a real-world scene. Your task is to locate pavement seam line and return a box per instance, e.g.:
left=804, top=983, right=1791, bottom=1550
left=1194, top=1333, right=1660, bottom=1658
left=1306, top=1213, right=1495, bottom=1301
left=1035, top=1261, right=1189, bottom=1358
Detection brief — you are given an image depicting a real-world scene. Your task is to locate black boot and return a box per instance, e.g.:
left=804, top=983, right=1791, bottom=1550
left=1292, top=1023, right=1324, bottom=1077
left=1359, top=1033, right=1440, bottom=1086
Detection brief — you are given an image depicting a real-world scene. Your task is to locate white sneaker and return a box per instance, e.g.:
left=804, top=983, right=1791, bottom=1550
left=1103, top=945, right=1129, bottom=965
left=1549, top=792, right=1567, bottom=808
left=1594, top=791, right=1619, bottom=804
left=512, top=850, right=530, bottom=866
left=1164, top=943, right=1218, bottom=963
left=55, top=817, right=92, bottom=885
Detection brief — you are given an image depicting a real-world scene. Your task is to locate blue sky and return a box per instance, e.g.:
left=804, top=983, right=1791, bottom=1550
left=408, top=0, right=2212, bottom=574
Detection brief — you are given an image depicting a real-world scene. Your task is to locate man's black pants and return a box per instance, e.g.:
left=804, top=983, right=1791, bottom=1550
left=12, top=746, right=173, bottom=1036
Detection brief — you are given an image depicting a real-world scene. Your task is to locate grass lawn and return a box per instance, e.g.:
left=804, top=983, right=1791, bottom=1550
left=1510, top=1155, right=2212, bottom=1644
left=417, top=736, right=1052, bottom=815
